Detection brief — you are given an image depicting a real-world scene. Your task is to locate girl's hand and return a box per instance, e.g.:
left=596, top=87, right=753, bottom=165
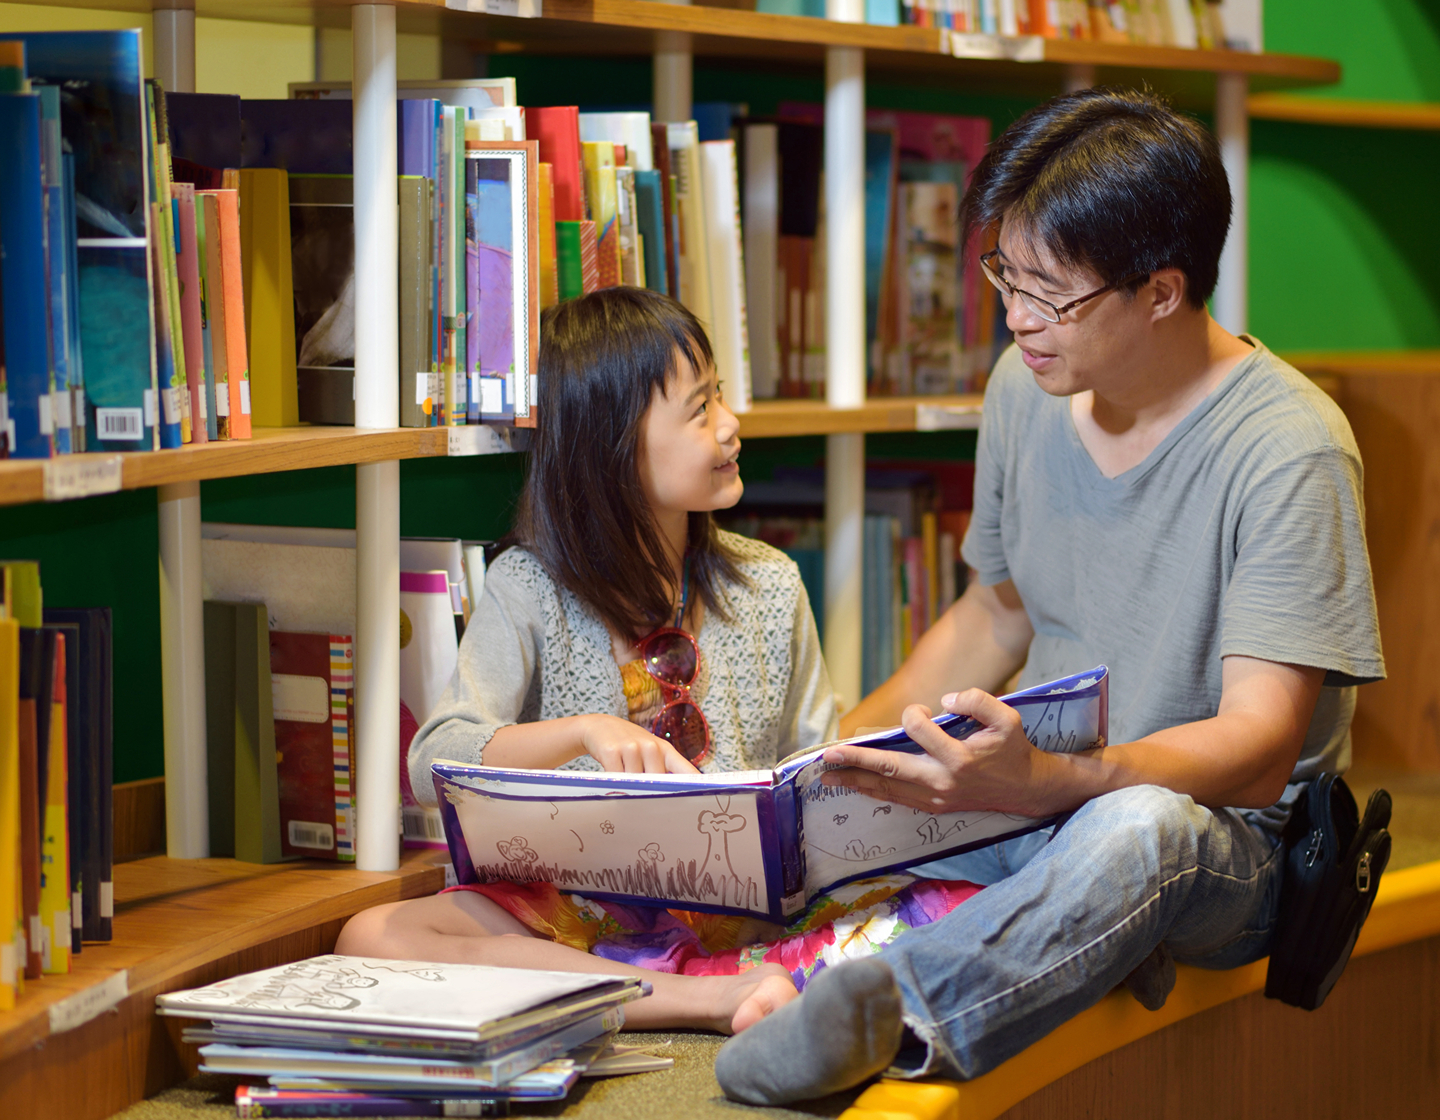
left=581, top=714, right=702, bottom=774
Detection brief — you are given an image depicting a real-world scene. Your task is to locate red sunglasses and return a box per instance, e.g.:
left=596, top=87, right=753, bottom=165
left=637, top=626, right=712, bottom=767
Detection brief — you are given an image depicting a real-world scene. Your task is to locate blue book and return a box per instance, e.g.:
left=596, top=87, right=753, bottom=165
left=62, top=153, right=85, bottom=451
left=0, top=92, right=55, bottom=459
left=633, top=169, right=668, bottom=296
left=5, top=30, right=157, bottom=451
left=240, top=99, right=352, bottom=174
left=398, top=97, right=438, bottom=177
left=434, top=667, right=1110, bottom=922
left=865, top=128, right=897, bottom=379
left=37, top=84, right=72, bottom=454
left=165, top=91, right=241, bottom=187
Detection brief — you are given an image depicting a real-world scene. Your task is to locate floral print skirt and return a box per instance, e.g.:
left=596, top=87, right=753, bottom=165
left=443, top=875, right=982, bottom=991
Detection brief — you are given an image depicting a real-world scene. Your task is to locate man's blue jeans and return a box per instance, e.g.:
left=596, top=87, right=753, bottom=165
left=887, top=784, right=1287, bottom=1080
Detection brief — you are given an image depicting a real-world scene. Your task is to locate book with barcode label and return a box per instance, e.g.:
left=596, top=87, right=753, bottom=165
left=4, top=30, right=161, bottom=452
left=435, top=667, right=1108, bottom=922
left=270, top=630, right=355, bottom=862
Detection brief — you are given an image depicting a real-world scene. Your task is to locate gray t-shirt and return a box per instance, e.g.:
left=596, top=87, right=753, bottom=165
left=963, top=339, right=1384, bottom=801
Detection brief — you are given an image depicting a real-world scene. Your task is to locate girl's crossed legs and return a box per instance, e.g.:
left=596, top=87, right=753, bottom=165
left=336, top=891, right=799, bottom=1034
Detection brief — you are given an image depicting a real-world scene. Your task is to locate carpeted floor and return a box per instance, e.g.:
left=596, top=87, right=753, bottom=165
left=111, top=1035, right=865, bottom=1120
left=114, top=773, right=1440, bottom=1120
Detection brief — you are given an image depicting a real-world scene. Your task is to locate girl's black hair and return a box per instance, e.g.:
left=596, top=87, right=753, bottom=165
left=961, top=86, right=1231, bottom=308
left=508, top=286, right=745, bottom=640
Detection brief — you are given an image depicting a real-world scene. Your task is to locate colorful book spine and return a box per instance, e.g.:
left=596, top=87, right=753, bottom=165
left=399, top=176, right=433, bottom=429
left=537, top=163, right=558, bottom=311
left=238, top=168, right=297, bottom=428
left=555, top=221, right=584, bottom=302
left=197, top=192, right=231, bottom=439
left=451, top=107, right=468, bottom=427
left=16, top=624, right=43, bottom=980
left=439, top=106, right=458, bottom=426
left=208, top=188, right=251, bottom=437
left=578, top=220, right=600, bottom=296
left=530, top=105, right=584, bottom=223
left=0, top=616, right=19, bottom=1008
left=172, top=183, right=207, bottom=443
left=146, top=80, right=189, bottom=447
left=39, top=632, right=69, bottom=974
left=193, top=192, right=220, bottom=441
left=582, top=140, right=622, bottom=289
left=330, top=637, right=355, bottom=861
left=36, top=85, right=72, bottom=455
left=633, top=168, right=668, bottom=298
left=0, top=93, right=54, bottom=459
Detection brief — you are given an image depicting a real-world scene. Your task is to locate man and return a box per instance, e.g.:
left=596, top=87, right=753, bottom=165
left=715, top=87, right=1384, bottom=1105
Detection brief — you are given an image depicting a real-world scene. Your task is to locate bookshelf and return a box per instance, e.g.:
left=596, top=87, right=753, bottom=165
left=1249, top=93, right=1440, bottom=130
left=15, top=1, right=1341, bottom=872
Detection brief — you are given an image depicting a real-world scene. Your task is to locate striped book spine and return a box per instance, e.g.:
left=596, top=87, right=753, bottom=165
left=579, top=219, right=600, bottom=295
left=329, top=637, right=355, bottom=862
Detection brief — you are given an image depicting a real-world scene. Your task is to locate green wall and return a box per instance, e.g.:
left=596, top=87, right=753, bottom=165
left=6, top=1, right=1433, bottom=782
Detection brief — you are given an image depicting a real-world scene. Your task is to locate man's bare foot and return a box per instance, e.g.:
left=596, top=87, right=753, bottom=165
left=723, top=963, right=800, bottom=1034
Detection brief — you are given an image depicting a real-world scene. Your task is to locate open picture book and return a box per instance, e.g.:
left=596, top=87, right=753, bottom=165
left=433, top=666, right=1108, bottom=922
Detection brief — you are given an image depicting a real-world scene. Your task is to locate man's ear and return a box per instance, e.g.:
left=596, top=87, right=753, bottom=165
left=1147, top=268, right=1187, bottom=322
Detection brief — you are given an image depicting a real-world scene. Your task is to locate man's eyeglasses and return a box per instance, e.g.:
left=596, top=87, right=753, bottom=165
left=980, top=249, right=1149, bottom=324
left=638, top=626, right=712, bottom=767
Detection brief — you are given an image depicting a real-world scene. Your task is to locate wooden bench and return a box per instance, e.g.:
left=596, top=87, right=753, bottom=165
left=842, top=859, right=1440, bottom=1119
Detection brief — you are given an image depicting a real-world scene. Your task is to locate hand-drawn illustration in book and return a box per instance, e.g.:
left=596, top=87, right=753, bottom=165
left=435, top=667, right=1108, bottom=921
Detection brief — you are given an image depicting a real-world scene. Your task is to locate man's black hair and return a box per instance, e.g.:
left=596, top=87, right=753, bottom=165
left=960, top=87, right=1231, bottom=308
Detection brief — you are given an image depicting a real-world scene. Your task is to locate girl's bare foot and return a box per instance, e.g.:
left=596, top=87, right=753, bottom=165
left=724, top=963, right=800, bottom=1034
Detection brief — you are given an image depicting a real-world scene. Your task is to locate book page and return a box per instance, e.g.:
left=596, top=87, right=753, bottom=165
left=444, top=781, right=773, bottom=916
left=790, top=667, right=1108, bottom=895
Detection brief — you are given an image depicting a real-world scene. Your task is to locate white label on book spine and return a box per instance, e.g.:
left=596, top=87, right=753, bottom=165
left=215, top=385, right=230, bottom=416
left=199, top=389, right=208, bottom=420
left=100, top=881, right=113, bottom=919
left=48, top=970, right=128, bottom=1035
left=271, top=674, right=330, bottom=723
left=288, top=820, right=335, bottom=851
left=0, top=941, right=14, bottom=986
left=72, top=892, right=82, bottom=928
left=143, top=389, right=156, bottom=427
left=53, top=390, right=73, bottom=430
left=479, top=378, right=503, bottom=418
left=29, top=916, right=42, bottom=953
left=416, top=372, right=429, bottom=406
left=163, top=385, right=183, bottom=424
left=44, top=455, right=123, bottom=501
left=239, top=379, right=252, bottom=414
left=96, top=409, right=143, bottom=442
left=38, top=393, right=53, bottom=435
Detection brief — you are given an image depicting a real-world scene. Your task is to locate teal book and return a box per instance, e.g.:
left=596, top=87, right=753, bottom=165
left=4, top=30, right=158, bottom=451
left=633, top=169, right=668, bottom=296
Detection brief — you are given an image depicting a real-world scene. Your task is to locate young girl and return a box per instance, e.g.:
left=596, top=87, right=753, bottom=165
left=337, top=288, right=979, bottom=1035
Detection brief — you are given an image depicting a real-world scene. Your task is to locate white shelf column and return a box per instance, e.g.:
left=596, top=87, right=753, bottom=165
left=153, top=1, right=205, bottom=858
left=653, top=0, right=693, bottom=123
left=823, top=0, right=866, bottom=711
left=152, top=0, right=196, bottom=94
left=1213, top=72, right=1249, bottom=335
left=353, top=4, right=401, bottom=873
left=158, top=481, right=208, bottom=858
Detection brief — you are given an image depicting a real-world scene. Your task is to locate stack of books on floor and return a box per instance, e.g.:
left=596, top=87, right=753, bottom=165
left=158, top=955, right=669, bottom=1118
left=0, top=559, right=114, bottom=1006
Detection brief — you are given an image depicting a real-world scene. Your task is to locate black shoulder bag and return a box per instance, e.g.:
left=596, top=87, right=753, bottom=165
left=1265, top=772, right=1392, bottom=1011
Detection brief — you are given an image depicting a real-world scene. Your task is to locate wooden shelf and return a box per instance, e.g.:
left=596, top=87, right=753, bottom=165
left=0, top=849, right=447, bottom=1118
left=1283, top=349, right=1440, bottom=375
left=740, top=394, right=984, bottom=438
left=0, top=425, right=463, bottom=508
left=1249, top=94, right=1440, bottom=130
left=41, top=0, right=1340, bottom=98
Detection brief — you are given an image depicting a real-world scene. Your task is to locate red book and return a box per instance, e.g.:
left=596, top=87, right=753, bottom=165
left=530, top=106, right=585, bottom=223
left=269, top=631, right=355, bottom=862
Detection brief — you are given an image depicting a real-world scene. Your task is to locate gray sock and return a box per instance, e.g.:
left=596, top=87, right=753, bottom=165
left=714, top=958, right=904, bottom=1106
